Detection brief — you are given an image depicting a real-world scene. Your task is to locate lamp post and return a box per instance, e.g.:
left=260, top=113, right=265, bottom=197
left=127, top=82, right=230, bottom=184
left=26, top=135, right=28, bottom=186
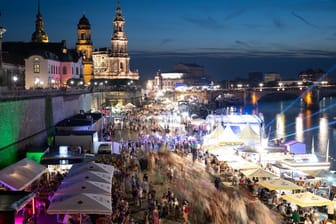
left=51, top=79, right=55, bottom=88
left=12, top=75, right=18, bottom=90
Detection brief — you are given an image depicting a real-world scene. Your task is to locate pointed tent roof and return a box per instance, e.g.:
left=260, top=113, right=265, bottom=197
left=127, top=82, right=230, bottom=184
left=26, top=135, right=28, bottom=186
left=239, top=124, right=260, bottom=140
left=204, top=123, right=225, bottom=140
left=0, top=158, right=47, bottom=191
left=68, top=162, right=115, bottom=177
left=203, top=123, right=225, bottom=146
left=64, top=170, right=112, bottom=184
left=55, top=180, right=111, bottom=195
left=218, top=125, right=243, bottom=145
left=47, top=193, right=112, bottom=215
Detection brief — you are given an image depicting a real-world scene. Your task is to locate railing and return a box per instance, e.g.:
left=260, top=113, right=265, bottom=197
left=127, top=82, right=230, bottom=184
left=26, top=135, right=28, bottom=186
left=0, top=85, right=142, bottom=101
left=0, top=88, right=90, bottom=100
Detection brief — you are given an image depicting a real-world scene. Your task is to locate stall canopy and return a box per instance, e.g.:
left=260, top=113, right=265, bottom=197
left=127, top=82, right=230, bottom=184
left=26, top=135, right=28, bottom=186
left=227, top=161, right=260, bottom=170
left=0, top=158, right=47, bottom=191
left=241, top=168, right=278, bottom=178
left=203, top=124, right=243, bottom=147
left=63, top=170, right=113, bottom=184
left=47, top=161, right=114, bottom=216
left=258, top=178, right=303, bottom=191
left=203, top=123, right=225, bottom=146
left=47, top=193, right=112, bottom=215
left=0, top=191, right=35, bottom=212
left=281, top=191, right=334, bottom=207
left=220, top=125, right=243, bottom=145
left=55, top=180, right=112, bottom=195
left=68, top=162, right=116, bottom=177
left=239, top=124, right=260, bottom=146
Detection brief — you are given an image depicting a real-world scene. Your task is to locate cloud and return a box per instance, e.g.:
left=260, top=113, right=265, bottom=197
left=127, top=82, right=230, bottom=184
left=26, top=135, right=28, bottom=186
left=235, top=40, right=251, bottom=48
left=291, top=11, right=318, bottom=29
left=159, top=38, right=174, bottom=46
left=273, top=18, right=285, bottom=29
left=223, top=9, right=245, bottom=22
left=130, top=48, right=336, bottom=59
left=182, top=16, right=223, bottom=30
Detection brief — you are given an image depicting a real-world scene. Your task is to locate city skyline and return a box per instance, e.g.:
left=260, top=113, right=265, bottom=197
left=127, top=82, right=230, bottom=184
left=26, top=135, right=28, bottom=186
left=1, top=0, right=336, bottom=80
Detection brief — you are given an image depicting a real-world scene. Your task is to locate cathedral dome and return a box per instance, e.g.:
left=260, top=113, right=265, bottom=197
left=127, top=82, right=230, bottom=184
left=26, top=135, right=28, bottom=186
left=78, top=15, right=91, bottom=29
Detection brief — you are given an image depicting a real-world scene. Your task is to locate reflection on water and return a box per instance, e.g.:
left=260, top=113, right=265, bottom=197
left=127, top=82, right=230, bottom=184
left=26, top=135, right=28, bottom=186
left=256, top=97, right=336, bottom=169
left=295, top=113, right=304, bottom=142
left=275, top=113, right=285, bottom=140
left=319, top=116, right=329, bottom=156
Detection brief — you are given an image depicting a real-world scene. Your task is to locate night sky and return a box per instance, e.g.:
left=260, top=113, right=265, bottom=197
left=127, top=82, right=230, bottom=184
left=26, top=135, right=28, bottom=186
left=1, top=0, right=336, bottom=80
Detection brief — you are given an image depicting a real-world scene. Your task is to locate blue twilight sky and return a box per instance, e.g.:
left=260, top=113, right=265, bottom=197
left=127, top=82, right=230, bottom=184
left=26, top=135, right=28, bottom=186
left=1, top=0, right=336, bottom=80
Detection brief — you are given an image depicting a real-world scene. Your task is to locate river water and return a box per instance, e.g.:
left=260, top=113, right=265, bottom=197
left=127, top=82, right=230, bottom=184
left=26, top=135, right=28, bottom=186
left=251, top=97, right=336, bottom=170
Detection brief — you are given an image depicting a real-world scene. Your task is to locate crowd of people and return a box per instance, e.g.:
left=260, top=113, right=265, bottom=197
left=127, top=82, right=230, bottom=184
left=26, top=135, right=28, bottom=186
left=14, top=106, right=335, bottom=224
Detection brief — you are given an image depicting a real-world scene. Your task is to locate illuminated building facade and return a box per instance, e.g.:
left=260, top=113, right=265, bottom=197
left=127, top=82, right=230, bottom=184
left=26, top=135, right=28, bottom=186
left=92, top=1, right=139, bottom=80
left=76, top=14, right=93, bottom=85
left=3, top=0, right=83, bottom=89
left=24, top=42, right=83, bottom=89
left=150, top=63, right=211, bottom=91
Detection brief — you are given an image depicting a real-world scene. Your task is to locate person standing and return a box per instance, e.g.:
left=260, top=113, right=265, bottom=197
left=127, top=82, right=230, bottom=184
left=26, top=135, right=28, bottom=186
left=182, top=200, right=190, bottom=224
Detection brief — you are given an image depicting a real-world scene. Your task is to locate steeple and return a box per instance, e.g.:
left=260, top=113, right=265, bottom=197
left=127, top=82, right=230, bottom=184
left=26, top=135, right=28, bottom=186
left=31, top=0, right=49, bottom=43
left=111, top=0, right=127, bottom=57
left=93, top=0, right=139, bottom=80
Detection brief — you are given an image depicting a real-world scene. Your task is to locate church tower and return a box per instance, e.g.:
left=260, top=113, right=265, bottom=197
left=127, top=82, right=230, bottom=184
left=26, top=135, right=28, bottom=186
left=108, top=0, right=138, bottom=80
left=92, top=0, right=139, bottom=80
left=76, top=14, right=93, bottom=85
left=31, top=0, right=49, bottom=43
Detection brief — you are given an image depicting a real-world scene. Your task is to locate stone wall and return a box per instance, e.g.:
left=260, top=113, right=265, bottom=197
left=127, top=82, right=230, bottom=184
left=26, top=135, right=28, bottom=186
left=0, top=93, right=94, bottom=168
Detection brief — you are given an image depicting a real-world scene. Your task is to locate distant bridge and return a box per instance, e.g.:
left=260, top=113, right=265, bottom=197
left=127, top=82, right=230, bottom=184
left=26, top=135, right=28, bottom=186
left=175, top=85, right=336, bottom=109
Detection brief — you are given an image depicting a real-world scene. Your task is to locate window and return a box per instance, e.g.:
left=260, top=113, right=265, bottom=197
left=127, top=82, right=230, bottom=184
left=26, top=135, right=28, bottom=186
left=33, top=63, right=40, bottom=73
left=81, top=33, right=86, bottom=40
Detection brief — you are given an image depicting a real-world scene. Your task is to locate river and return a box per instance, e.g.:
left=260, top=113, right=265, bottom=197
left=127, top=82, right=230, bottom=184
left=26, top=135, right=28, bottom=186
left=252, top=97, right=336, bottom=170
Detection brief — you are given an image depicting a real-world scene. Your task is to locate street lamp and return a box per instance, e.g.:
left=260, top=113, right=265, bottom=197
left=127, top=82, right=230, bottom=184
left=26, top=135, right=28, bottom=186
left=51, top=79, right=55, bottom=88
left=12, top=75, right=18, bottom=89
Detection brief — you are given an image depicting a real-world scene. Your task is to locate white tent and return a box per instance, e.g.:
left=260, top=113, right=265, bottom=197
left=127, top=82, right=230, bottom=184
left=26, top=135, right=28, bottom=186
left=218, top=125, right=243, bottom=145
left=239, top=124, right=260, bottom=146
left=47, top=193, right=112, bottom=215
left=0, top=158, right=47, bottom=191
left=68, top=162, right=115, bottom=177
left=203, top=123, right=225, bottom=146
left=56, top=180, right=112, bottom=195
left=64, top=170, right=113, bottom=184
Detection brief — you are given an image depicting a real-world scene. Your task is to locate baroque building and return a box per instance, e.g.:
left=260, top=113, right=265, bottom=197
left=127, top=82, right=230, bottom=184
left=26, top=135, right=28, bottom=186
left=2, top=0, right=83, bottom=89
left=92, top=1, right=139, bottom=80
left=76, top=14, right=93, bottom=85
